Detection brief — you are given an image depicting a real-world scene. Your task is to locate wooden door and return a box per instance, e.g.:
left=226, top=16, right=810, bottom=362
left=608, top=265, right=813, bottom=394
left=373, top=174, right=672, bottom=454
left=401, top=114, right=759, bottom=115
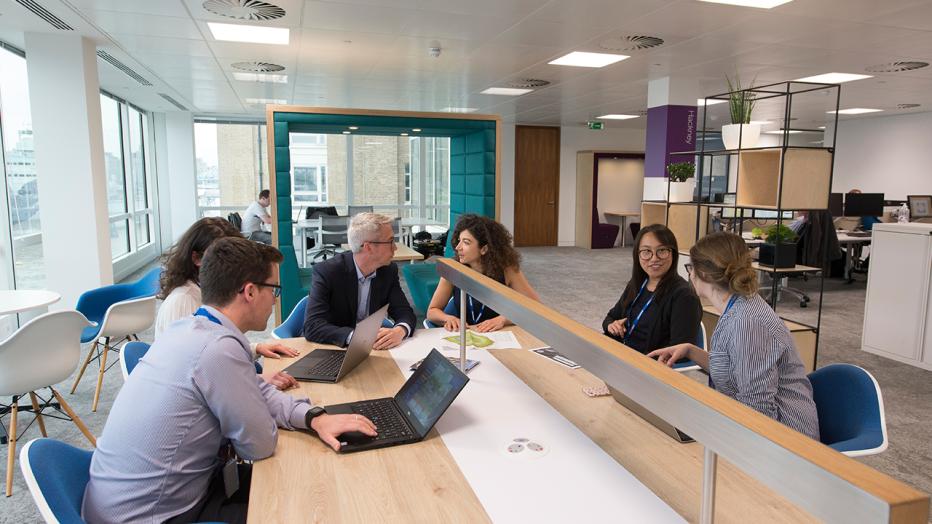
left=514, top=125, right=560, bottom=246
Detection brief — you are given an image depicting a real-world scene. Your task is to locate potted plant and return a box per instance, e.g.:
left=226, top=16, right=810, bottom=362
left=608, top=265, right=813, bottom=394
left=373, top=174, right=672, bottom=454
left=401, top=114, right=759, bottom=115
left=758, top=223, right=798, bottom=268
left=666, top=162, right=696, bottom=202
left=720, top=73, right=761, bottom=150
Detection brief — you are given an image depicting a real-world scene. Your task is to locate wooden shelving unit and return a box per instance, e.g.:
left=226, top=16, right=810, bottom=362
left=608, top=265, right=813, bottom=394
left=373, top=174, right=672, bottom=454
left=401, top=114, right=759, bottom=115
left=736, top=148, right=833, bottom=209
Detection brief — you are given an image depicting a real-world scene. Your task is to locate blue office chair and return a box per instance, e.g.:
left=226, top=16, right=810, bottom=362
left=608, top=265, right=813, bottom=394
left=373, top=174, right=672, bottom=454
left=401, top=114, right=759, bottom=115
left=273, top=296, right=308, bottom=339
left=20, top=438, right=92, bottom=523
left=673, top=323, right=707, bottom=372
left=134, top=267, right=162, bottom=297
left=808, top=364, right=888, bottom=457
left=120, top=341, right=150, bottom=379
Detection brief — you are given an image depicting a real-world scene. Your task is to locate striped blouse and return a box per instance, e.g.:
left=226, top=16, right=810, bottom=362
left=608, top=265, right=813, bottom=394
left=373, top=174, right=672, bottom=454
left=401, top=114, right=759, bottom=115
left=709, top=294, right=820, bottom=440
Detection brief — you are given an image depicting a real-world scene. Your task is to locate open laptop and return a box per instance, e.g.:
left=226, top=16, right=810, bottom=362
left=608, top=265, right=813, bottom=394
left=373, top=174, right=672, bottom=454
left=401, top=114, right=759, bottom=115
left=284, top=304, right=388, bottom=383
left=326, top=348, right=469, bottom=453
left=607, top=385, right=694, bottom=443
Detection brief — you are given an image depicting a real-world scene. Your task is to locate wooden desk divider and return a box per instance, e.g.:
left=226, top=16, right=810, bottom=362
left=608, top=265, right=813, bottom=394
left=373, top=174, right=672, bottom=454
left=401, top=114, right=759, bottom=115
left=435, top=258, right=929, bottom=524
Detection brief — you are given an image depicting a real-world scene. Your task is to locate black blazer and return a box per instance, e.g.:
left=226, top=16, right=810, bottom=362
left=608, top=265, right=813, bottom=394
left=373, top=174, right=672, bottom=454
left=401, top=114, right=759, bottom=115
left=602, top=276, right=702, bottom=354
left=303, top=251, right=416, bottom=346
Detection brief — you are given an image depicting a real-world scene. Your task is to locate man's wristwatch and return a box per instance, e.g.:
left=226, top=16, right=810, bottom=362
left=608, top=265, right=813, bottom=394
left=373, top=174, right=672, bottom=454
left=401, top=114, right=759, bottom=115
left=304, top=406, right=327, bottom=434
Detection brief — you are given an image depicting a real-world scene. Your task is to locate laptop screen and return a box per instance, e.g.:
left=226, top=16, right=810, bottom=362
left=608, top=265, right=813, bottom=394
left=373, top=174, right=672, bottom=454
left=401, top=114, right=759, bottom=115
left=395, top=349, right=469, bottom=437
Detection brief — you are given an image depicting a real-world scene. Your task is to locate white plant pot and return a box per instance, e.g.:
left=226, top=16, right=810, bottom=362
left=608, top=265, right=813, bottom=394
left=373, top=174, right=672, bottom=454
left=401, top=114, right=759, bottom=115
left=669, top=179, right=696, bottom=203
left=721, top=123, right=761, bottom=150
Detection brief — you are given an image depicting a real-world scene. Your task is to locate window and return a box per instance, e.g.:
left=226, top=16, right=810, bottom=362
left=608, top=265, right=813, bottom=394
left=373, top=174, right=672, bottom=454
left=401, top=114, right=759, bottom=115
left=194, top=122, right=268, bottom=218
left=100, top=93, right=156, bottom=264
left=294, top=166, right=327, bottom=203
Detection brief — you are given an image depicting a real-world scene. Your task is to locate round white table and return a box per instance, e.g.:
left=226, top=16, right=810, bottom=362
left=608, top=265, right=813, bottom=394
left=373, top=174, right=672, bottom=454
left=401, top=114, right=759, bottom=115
left=0, top=289, right=61, bottom=316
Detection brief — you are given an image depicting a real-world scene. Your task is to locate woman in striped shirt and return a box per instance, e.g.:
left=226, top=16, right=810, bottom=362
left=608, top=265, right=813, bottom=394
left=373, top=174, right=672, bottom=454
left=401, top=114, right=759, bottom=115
left=648, top=232, right=820, bottom=440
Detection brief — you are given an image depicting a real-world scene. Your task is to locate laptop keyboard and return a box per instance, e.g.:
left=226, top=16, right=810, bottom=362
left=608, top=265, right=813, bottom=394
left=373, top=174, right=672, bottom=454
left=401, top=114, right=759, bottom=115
left=306, top=351, right=344, bottom=377
left=352, top=400, right=414, bottom=441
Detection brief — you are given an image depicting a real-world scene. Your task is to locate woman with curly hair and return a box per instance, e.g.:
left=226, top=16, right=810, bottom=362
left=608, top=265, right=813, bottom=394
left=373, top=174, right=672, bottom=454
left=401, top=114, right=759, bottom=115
left=154, top=217, right=299, bottom=390
left=426, top=214, right=540, bottom=332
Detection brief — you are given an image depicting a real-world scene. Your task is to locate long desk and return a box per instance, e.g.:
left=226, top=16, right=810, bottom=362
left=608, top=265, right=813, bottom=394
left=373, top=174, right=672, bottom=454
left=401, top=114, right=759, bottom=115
left=249, top=328, right=816, bottom=523
left=836, top=231, right=872, bottom=282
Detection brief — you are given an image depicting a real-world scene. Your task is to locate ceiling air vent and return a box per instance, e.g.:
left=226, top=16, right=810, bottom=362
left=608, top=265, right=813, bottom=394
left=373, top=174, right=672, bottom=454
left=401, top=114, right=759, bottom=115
left=15, top=0, right=73, bottom=30
left=159, top=94, right=188, bottom=111
left=232, top=61, right=285, bottom=72
left=599, top=35, right=664, bottom=52
left=505, top=78, right=550, bottom=89
left=897, top=103, right=921, bottom=109
left=96, top=51, right=153, bottom=86
left=865, top=61, right=929, bottom=73
left=202, top=0, right=286, bottom=21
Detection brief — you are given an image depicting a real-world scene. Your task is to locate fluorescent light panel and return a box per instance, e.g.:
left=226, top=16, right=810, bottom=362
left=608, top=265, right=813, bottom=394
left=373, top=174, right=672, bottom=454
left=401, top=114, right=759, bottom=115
left=697, top=98, right=727, bottom=106
left=245, top=98, right=286, bottom=105
left=232, top=72, right=288, bottom=83
left=597, top=114, right=639, bottom=120
left=208, top=22, right=289, bottom=45
left=764, top=129, right=804, bottom=134
left=441, top=107, right=478, bottom=113
left=549, top=51, right=629, bottom=68
left=828, top=108, right=883, bottom=115
left=481, top=87, right=533, bottom=96
left=795, top=72, right=872, bottom=83
left=698, top=0, right=793, bottom=8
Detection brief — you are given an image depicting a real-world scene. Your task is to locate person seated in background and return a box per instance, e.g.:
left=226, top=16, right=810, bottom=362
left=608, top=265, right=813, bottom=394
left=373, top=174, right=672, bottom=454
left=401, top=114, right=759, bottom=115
left=602, top=224, right=701, bottom=355
left=242, top=189, right=273, bottom=244
left=427, top=214, right=540, bottom=332
left=303, top=212, right=416, bottom=349
left=649, top=232, right=819, bottom=440
left=155, top=216, right=298, bottom=390
left=83, top=237, right=377, bottom=524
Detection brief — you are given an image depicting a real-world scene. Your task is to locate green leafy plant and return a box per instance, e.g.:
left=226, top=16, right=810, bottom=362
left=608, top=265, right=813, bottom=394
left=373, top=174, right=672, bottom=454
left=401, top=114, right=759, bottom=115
left=751, top=226, right=764, bottom=239
left=763, top=224, right=798, bottom=244
left=666, top=162, right=695, bottom=182
left=725, top=72, right=758, bottom=125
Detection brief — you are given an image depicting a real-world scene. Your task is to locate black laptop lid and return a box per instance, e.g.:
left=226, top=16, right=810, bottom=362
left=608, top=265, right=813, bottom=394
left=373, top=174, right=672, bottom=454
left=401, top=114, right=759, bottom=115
left=394, top=349, right=469, bottom=438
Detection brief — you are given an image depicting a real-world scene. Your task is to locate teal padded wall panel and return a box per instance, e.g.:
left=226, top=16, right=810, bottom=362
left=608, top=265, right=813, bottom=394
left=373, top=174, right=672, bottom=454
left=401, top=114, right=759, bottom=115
left=276, top=169, right=291, bottom=197
left=466, top=131, right=484, bottom=153
left=450, top=154, right=464, bottom=174
left=483, top=196, right=496, bottom=216
left=274, top=122, right=289, bottom=147
left=482, top=129, right=495, bottom=150
left=465, top=152, right=483, bottom=174
left=450, top=194, right=466, bottom=214
left=275, top=146, right=290, bottom=172
left=450, top=135, right=466, bottom=155
left=278, top=245, right=302, bottom=326
left=464, top=175, right=484, bottom=196
left=449, top=175, right=465, bottom=195
left=482, top=174, right=496, bottom=194
left=276, top=196, right=292, bottom=246
left=483, top=151, right=495, bottom=173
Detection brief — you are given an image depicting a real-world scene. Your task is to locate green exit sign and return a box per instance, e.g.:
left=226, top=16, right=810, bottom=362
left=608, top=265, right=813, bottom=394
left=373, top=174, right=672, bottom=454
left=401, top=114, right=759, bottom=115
left=587, top=121, right=604, bottom=130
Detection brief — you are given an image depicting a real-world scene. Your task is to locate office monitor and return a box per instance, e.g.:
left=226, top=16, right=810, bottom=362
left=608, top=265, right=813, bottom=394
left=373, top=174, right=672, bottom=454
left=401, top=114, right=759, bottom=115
left=307, top=206, right=339, bottom=219
left=844, top=193, right=884, bottom=217
left=828, top=193, right=844, bottom=217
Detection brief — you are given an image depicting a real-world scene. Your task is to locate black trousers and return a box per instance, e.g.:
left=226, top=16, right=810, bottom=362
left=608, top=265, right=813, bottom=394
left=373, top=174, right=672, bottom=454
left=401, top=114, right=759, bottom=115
left=164, top=463, right=252, bottom=524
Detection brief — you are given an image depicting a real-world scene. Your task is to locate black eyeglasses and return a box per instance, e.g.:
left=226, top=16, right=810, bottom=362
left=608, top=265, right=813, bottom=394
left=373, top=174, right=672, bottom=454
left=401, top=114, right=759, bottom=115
left=366, top=240, right=395, bottom=246
left=638, top=247, right=673, bottom=261
left=240, top=282, right=282, bottom=298
left=684, top=263, right=694, bottom=275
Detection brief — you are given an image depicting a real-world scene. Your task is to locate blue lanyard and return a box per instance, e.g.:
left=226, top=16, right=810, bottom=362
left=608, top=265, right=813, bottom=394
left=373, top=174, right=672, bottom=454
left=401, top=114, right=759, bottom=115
left=624, top=280, right=655, bottom=344
left=195, top=307, right=222, bottom=325
left=467, top=295, right=485, bottom=324
left=722, top=294, right=739, bottom=317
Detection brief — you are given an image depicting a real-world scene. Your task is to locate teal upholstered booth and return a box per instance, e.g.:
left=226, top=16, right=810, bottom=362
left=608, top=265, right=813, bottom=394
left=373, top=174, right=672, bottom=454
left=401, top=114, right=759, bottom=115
left=266, top=108, right=500, bottom=322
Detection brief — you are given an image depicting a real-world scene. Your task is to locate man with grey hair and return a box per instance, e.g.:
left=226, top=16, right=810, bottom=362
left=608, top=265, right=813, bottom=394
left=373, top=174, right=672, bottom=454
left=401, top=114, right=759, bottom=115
left=303, top=212, right=416, bottom=348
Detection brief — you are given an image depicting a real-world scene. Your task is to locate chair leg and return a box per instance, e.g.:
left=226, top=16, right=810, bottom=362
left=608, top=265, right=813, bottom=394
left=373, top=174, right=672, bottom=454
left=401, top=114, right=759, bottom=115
left=51, top=388, right=96, bottom=447
left=92, top=338, right=110, bottom=412
left=71, top=340, right=98, bottom=394
left=5, top=396, right=17, bottom=497
left=28, top=392, right=47, bottom=438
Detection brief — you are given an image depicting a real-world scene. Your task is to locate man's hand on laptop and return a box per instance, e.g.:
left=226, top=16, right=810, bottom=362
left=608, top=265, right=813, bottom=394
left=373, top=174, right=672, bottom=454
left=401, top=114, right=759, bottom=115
left=261, top=370, right=298, bottom=390
left=372, top=326, right=405, bottom=350
left=255, top=342, right=300, bottom=359
left=312, top=414, right=378, bottom=451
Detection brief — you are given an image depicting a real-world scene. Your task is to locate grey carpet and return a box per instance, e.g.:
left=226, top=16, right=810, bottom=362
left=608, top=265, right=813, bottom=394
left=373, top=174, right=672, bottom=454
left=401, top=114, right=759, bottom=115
left=2, top=247, right=929, bottom=522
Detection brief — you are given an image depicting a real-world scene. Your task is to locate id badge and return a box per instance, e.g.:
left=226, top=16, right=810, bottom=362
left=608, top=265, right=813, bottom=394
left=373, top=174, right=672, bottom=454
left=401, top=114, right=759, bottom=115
left=222, top=459, right=239, bottom=499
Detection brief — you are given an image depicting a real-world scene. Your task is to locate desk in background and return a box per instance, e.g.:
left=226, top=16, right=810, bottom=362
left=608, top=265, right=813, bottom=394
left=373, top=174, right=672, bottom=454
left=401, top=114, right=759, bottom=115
left=836, top=231, right=872, bottom=282
left=250, top=328, right=816, bottom=523
left=603, top=210, right=640, bottom=247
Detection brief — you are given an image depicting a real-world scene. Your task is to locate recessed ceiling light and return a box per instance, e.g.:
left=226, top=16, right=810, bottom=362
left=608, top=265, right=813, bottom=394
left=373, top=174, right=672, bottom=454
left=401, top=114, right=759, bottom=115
left=827, top=108, right=883, bottom=115
left=348, top=126, right=359, bottom=130
left=207, top=22, right=289, bottom=45
left=411, top=128, right=421, bottom=132
left=342, top=131, right=351, bottom=134
left=795, top=72, right=873, bottom=83
left=232, top=72, right=288, bottom=83
left=764, top=129, right=804, bottom=134
left=548, top=51, right=629, bottom=68
left=697, top=0, right=793, bottom=8
left=441, top=107, right=478, bottom=113
left=245, top=97, right=286, bottom=104
left=697, top=98, right=727, bottom=106
left=481, top=87, right=533, bottom=96
left=400, top=133, right=409, bottom=136
left=597, top=114, right=639, bottom=120
left=817, top=126, right=826, bottom=129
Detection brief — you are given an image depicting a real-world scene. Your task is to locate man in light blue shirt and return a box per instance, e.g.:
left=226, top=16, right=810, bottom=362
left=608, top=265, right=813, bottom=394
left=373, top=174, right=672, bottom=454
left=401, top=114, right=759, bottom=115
left=82, top=238, right=376, bottom=524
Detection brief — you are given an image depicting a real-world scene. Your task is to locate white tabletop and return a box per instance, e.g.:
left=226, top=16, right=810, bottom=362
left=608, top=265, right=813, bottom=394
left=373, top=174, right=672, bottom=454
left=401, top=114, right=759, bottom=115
left=0, top=289, right=61, bottom=316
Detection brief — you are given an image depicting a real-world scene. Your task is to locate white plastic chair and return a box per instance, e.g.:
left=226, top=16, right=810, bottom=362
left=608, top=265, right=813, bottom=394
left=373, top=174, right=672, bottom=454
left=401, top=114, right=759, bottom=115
left=0, top=310, right=97, bottom=497
left=70, top=295, right=156, bottom=412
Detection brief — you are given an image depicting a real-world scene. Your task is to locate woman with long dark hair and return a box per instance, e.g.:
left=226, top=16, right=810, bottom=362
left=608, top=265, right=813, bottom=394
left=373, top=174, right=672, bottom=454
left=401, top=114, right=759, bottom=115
left=426, top=214, right=540, bottom=332
left=602, top=224, right=701, bottom=355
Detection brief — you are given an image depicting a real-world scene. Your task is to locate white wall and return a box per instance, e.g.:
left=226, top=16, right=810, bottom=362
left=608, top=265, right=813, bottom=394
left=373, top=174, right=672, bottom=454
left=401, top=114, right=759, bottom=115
left=163, top=112, right=198, bottom=243
left=596, top=158, right=645, bottom=217
left=499, top=123, right=516, bottom=233
left=833, top=112, right=932, bottom=199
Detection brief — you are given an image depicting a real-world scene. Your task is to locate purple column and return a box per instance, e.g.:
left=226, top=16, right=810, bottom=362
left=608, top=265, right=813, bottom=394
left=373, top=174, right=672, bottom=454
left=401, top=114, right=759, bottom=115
left=644, top=105, right=697, bottom=179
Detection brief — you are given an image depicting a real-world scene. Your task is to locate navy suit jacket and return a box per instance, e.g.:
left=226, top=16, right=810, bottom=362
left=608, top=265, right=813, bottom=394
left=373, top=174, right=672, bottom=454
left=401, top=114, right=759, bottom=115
left=303, top=251, right=416, bottom=346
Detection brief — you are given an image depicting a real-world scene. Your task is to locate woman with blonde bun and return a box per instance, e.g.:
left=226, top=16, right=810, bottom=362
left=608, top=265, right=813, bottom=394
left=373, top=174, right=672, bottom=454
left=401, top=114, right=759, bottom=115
left=648, top=232, right=819, bottom=439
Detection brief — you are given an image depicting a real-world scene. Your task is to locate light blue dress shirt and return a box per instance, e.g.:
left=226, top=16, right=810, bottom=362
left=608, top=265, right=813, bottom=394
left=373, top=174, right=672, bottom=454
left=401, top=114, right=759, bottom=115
left=345, top=258, right=410, bottom=345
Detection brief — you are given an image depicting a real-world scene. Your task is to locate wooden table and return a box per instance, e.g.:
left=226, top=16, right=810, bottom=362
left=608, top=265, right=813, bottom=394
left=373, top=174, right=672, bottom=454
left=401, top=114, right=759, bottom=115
left=603, top=210, right=640, bottom=247
left=339, top=243, right=424, bottom=263
left=249, top=328, right=815, bottom=523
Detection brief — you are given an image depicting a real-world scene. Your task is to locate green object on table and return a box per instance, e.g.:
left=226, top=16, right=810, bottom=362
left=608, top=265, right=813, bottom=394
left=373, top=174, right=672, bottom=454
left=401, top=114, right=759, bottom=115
left=443, top=330, right=493, bottom=348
